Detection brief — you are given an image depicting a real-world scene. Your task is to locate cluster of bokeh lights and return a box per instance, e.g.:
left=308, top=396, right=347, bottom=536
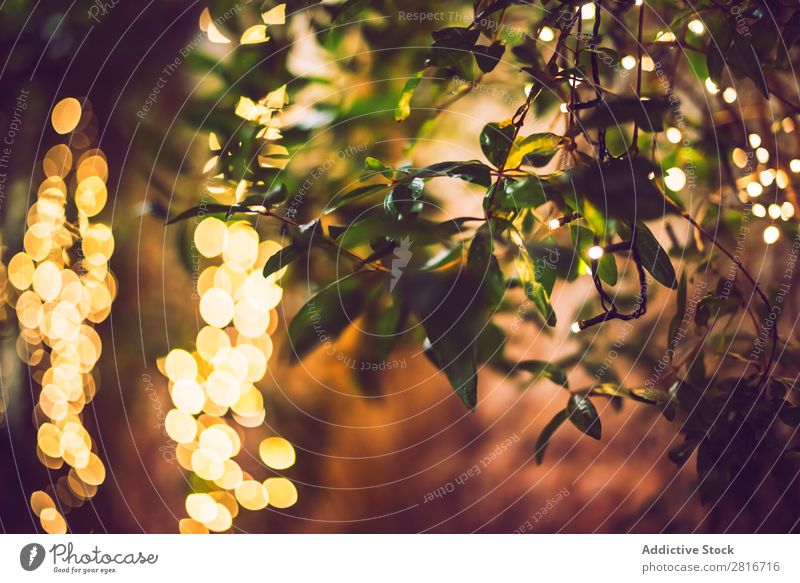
left=9, top=97, right=115, bottom=534
left=164, top=10, right=297, bottom=532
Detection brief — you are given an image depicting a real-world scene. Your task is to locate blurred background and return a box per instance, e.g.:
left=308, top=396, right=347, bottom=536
left=1, top=0, right=799, bottom=533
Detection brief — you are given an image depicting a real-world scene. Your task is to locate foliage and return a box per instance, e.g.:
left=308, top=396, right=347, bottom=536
left=166, top=0, right=800, bottom=508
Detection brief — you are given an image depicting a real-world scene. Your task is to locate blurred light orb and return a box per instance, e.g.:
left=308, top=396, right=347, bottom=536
left=664, top=167, right=686, bottom=191
left=763, top=226, right=780, bottom=245
left=665, top=127, right=682, bottom=144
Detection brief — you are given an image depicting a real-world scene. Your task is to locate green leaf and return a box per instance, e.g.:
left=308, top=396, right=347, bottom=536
left=480, top=122, right=516, bottom=168
left=365, top=156, right=393, bottom=179
left=505, top=133, right=563, bottom=168
left=324, top=183, right=390, bottom=214
left=399, top=270, right=484, bottom=410
left=472, top=40, right=505, bottom=73
left=567, top=394, right=601, bottom=439
left=570, top=157, right=682, bottom=222
left=430, top=27, right=480, bottom=80
left=263, top=243, right=302, bottom=278
left=475, top=322, right=506, bottom=365
left=422, top=328, right=478, bottom=410
left=517, top=360, right=568, bottom=387
left=579, top=97, right=671, bottom=133
left=728, top=29, right=770, bottom=99
left=287, top=272, right=381, bottom=361
left=535, top=409, right=568, bottom=464
left=167, top=203, right=234, bottom=224
left=395, top=71, right=424, bottom=122
left=588, top=383, right=676, bottom=420
left=494, top=176, right=550, bottom=210
left=384, top=178, right=425, bottom=220
left=630, top=222, right=677, bottom=288
left=668, top=271, right=687, bottom=347
left=508, top=226, right=556, bottom=326
left=413, top=161, right=492, bottom=187
left=241, top=182, right=289, bottom=207
left=368, top=297, right=405, bottom=364
left=467, top=227, right=505, bottom=308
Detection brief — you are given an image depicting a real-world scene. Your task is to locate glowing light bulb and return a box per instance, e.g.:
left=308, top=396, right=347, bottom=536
left=539, top=26, right=555, bottom=42
left=722, top=87, right=737, bottom=103
left=790, top=159, right=800, bottom=173
left=548, top=218, right=561, bottom=230
left=641, top=56, right=655, bottom=71
left=756, top=147, right=769, bottom=164
left=780, top=201, right=795, bottom=220
left=580, top=3, right=595, bottom=20
left=665, top=127, right=682, bottom=144
left=621, top=55, right=637, bottom=70
left=705, top=78, right=719, bottom=94
left=559, top=103, right=569, bottom=113
left=763, top=225, right=780, bottom=245
left=768, top=204, right=782, bottom=219
left=571, top=322, right=582, bottom=334
left=656, top=30, right=677, bottom=43
left=588, top=245, right=604, bottom=260
left=688, top=19, right=705, bottom=35
left=752, top=203, right=766, bottom=218
left=748, top=133, right=762, bottom=148
left=664, top=167, right=687, bottom=192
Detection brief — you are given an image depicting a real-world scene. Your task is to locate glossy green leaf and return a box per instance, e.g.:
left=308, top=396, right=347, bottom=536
left=535, top=409, right=568, bottom=464
left=395, top=71, right=424, bottom=122
left=517, top=360, right=568, bottom=387
left=567, top=394, right=601, bottom=439
left=480, top=122, right=516, bottom=168
left=287, top=272, right=381, bottom=361
left=505, top=132, right=563, bottom=168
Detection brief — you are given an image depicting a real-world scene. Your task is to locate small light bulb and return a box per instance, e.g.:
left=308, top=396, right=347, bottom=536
left=635, top=0, right=643, bottom=5
left=763, top=225, right=780, bottom=245
left=790, top=159, right=800, bottom=173
left=688, top=19, right=705, bottom=35
left=548, top=218, right=561, bottom=230
left=571, top=322, right=582, bottom=334
left=539, top=26, right=555, bottom=42
left=768, top=204, right=782, bottom=219
left=756, top=147, right=769, bottom=164
left=752, top=203, right=766, bottom=218
left=748, top=133, right=762, bottom=148
left=588, top=245, right=604, bottom=260
left=621, top=55, right=637, bottom=70
left=559, top=103, right=569, bottom=113
left=641, top=56, right=655, bottom=71
left=665, top=127, right=682, bottom=144
left=656, top=30, right=677, bottom=43
left=705, top=78, right=719, bottom=94
left=722, top=87, right=737, bottom=103
left=580, top=3, right=596, bottom=20
left=664, top=167, right=687, bottom=192
left=780, top=201, right=795, bottom=220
